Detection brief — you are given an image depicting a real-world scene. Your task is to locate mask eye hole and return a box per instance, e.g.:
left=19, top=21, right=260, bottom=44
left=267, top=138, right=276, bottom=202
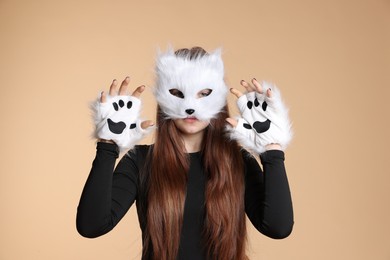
left=198, top=88, right=213, bottom=98
left=169, top=89, right=185, bottom=99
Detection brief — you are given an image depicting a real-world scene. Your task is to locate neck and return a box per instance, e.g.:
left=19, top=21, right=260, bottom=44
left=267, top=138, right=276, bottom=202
left=181, top=131, right=204, bottom=153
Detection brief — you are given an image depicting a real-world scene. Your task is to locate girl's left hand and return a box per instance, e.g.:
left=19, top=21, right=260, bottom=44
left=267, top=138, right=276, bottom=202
left=226, top=78, right=292, bottom=154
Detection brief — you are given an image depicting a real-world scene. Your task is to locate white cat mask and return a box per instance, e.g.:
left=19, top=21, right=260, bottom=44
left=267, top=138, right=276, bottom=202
left=154, top=48, right=228, bottom=121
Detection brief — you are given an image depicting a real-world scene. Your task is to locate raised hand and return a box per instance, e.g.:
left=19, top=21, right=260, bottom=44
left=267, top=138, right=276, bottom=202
left=93, top=77, right=154, bottom=152
left=226, top=78, right=292, bottom=154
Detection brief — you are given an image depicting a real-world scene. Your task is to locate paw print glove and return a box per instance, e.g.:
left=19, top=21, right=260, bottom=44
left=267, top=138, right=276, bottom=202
left=92, top=95, right=152, bottom=152
left=228, top=82, right=292, bottom=154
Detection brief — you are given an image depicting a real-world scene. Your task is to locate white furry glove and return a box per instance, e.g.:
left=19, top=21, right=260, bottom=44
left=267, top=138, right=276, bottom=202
left=228, top=81, right=292, bottom=154
left=92, top=94, right=152, bottom=152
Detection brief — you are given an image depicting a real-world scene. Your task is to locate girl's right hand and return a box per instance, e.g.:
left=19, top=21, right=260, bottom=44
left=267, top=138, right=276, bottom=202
left=93, top=77, right=154, bottom=152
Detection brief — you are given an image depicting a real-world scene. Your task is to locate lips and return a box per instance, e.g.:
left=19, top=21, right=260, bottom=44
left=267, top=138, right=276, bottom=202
left=184, top=116, right=198, bottom=123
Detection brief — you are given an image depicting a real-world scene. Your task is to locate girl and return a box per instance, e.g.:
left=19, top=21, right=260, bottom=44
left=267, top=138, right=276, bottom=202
left=76, top=47, right=294, bottom=260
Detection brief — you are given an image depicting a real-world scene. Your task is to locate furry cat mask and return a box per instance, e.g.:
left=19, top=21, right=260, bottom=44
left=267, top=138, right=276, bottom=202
left=154, top=48, right=228, bottom=121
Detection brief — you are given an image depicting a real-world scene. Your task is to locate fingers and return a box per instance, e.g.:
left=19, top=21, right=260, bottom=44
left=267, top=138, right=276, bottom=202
left=240, top=78, right=273, bottom=97
left=108, top=76, right=130, bottom=96
left=225, top=118, right=238, bottom=127
left=107, top=76, right=146, bottom=98
left=266, top=88, right=272, bottom=98
left=251, top=78, right=263, bottom=93
left=132, top=85, right=146, bottom=98
left=240, top=80, right=256, bottom=92
left=118, top=76, right=130, bottom=95
left=231, top=79, right=266, bottom=100
left=240, top=78, right=266, bottom=94
left=230, top=88, right=243, bottom=98
left=109, top=79, right=118, bottom=96
left=100, top=91, right=107, bottom=103
left=141, top=120, right=154, bottom=129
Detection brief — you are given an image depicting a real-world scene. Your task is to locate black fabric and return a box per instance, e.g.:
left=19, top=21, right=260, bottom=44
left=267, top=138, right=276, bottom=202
left=76, top=142, right=294, bottom=259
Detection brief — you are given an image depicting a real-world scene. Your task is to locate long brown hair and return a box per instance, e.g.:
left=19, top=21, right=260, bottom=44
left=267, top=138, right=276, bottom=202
left=144, top=47, right=247, bottom=260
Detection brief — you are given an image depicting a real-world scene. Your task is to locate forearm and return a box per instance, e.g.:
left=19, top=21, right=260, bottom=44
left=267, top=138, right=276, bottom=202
left=76, top=142, right=119, bottom=238
left=259, top=150, right=294, bottom=238
left=245, top=150, right=294, bottom=239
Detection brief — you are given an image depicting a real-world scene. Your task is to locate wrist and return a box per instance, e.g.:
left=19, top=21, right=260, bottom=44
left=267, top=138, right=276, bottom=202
left=265, top=143, right=282, bottom=151
left=98, top=138, right=115, bottom=144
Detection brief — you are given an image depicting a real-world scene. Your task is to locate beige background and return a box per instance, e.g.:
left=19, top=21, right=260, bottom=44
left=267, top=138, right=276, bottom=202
left=1, top=0, right=389, bottom=259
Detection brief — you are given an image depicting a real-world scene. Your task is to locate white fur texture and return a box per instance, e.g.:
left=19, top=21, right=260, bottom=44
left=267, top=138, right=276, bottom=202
left=227, top=82, right=293, bottom=154
left=92, top=95, right=153, bottom=152
left=154, top=48, right=228, bottom=121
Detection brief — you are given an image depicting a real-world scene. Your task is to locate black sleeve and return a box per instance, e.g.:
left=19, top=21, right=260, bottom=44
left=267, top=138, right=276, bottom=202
left=76, top=142, right=140, bottom=238
left=244, top=150, right=294, bottom=239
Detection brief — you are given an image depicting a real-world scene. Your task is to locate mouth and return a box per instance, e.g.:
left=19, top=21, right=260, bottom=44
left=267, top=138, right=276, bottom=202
left=184, top=116, right=198, bottom=123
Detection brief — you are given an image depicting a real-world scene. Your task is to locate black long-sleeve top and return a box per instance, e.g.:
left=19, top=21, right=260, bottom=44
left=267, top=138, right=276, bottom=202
left=76, top=142, right=294, bottom=259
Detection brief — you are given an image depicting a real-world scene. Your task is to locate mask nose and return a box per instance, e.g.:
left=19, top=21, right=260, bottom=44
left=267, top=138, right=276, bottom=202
left=185, top=109, right=195, bottom=115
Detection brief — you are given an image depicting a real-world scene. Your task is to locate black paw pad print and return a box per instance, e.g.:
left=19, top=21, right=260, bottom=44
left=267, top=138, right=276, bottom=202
left=244, top=98, right=271, bottom=134
left=107, top=99, right=136, bottom=134
left=247, top=98, right=267, bottom=111
left=113, top=100, right=133, bottom=111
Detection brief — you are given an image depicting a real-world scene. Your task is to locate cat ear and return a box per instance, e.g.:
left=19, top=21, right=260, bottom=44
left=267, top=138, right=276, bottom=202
left=208, top=48, right=224, bottom=74
left=210, top=48, right=222, bottom=57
